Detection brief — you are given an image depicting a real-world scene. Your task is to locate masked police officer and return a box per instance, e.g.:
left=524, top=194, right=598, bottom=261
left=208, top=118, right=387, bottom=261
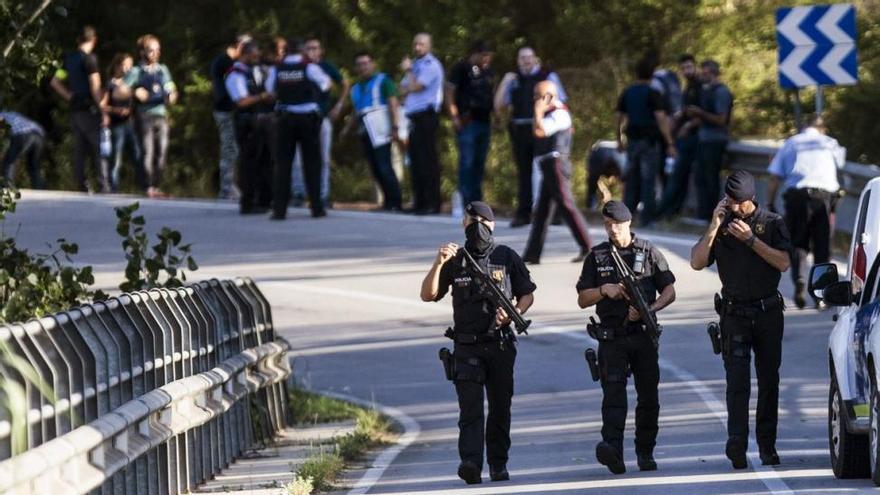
left=226, top=41, right=275, bottom=214
left=420, top=201, right=536, bottom=485
left=690, top=170, right=791, bottom=469
left=576, top=200, right=676, bottom=474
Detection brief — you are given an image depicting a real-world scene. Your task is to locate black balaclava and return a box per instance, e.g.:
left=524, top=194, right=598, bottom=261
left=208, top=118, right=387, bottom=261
left=465, top=222, right=494, bottom=258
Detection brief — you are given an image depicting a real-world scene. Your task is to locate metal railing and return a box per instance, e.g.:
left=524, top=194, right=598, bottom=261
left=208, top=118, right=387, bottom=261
left=0, top=278, right=290, bottom=495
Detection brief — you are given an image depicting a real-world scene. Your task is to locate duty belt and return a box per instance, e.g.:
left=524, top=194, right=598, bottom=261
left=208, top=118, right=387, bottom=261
left=444, top=327, right=498, bottom=344
left=721, top=292, right=783, bottom=317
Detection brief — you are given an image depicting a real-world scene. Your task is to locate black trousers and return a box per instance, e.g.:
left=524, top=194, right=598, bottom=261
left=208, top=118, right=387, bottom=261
left=71, top=110, right=110, bottom=192
left=509, top=123, right=536, bottom=221
left=721, top=306, right=784, bottom=449
left=275, top=112, right=323, bottom=217
left=598, top=329, right=659, bottom=456
left=235, top=112, right=275, bottom=212
left=407, top=109, right=440, bottom=213
left=783, top=188, right=832, bottom=284
left=523, top=154, right=591, bottom=261
left=453, top=341, right=516, bottom=471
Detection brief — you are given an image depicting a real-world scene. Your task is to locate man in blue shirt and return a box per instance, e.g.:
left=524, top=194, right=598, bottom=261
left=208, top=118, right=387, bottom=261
left=767, top=114, right=845, bottom=308
left=494, top=46, right=567, bottom=227
left=687, top=60, right=733, bottom=221
left=345, top=51, right=402, bottom=211
left=400, top=32, right=444, bottom=215
left=616, top=56, right=676, bottom=227
left=266, top=38, right=332, bottom=219
left=0, top=112, right=46, bottom=188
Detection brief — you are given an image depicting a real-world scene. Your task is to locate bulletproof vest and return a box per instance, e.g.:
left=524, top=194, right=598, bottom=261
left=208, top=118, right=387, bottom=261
left=592, top=238, right=658, bottom=327
left=274, top=59, right=320, bottom=106
left=63, top=51, right=94, bottom=110
left=450, top=247, right=514, bottom=334
left=511, top=68, right=550, bottom=120
left=231, top=64, right=272, bottom=114
left=136, top=65, right=168, bottom=110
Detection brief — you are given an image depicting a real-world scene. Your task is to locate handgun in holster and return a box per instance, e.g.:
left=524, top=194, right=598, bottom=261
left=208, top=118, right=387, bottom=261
left=707, top=322, right=722, bottom=355
left=584, top=348, right=600, bottom=382
left=586, top=316, right=614, bottom=341
left=439, top=347, right=455, bottom=381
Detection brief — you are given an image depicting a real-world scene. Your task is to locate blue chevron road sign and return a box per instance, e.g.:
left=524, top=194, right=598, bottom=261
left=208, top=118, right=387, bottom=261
left=776, top=4, right=858, bottom=89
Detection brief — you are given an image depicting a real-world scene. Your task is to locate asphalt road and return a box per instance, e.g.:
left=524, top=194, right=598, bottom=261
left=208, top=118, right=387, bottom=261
left=8, top=190, right=878, bottom=494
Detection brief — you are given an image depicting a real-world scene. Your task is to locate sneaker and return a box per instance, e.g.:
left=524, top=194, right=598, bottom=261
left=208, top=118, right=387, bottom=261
left=759, top=445, right=780, bottom=466
left=489, top=465, right=509, bottom=482
left=457, top=461, right=482, bottom=485
left=596, top=441, right=626, bottom=475
left=636, top=453, right=657, bottom=471
left=726, top=440, right=748, bottom=470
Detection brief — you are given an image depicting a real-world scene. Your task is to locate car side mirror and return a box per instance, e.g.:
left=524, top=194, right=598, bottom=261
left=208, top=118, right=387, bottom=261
left=822, top=281, right=853, bottom=307
left=809, top=263, right=840, bottom=300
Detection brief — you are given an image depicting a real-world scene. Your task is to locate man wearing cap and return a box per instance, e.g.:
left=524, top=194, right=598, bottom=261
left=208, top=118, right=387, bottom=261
left=690, top=170, right=791, bottom=469
left=576, top=200, right=676, bottom=474
left=420, top=201, right=536, bottom=485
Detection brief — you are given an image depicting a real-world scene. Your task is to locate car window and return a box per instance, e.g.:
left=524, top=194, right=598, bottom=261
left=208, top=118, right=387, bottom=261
left=862, top=254, right=880, bottom=307
left=852, top=190, right=872, bottom=298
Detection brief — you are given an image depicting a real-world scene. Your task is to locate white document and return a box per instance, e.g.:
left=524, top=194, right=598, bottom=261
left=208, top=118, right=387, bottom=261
left=363, top=108, right=392, bottom=148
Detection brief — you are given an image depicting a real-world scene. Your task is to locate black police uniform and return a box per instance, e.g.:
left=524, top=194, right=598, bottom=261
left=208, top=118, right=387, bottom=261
left=435, top=245, right=536, bottom=473
left=273, top=57, right=324, bottom=218
left=708, top=206, right=791, bottom=455
left=522, top=107, right=591, bottom=263
left=508, top=69, right=551, bottom=224
left=230, top=62, right=275, bottom=214
left=576, top=236, right=675, bottom=458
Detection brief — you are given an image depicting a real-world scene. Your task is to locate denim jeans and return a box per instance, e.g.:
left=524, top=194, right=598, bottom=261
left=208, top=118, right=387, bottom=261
left=136, top=113, right=170, bottom=189
left=213, top=110, right=239, bottom=198
left=623, top=138, right=661, bottom=225
left=361, top=134, right=401, bottom=210
left=111, top=122, right=147, bottom=192
left=2, top=131, right=45, bottom=188
left=456, top=120, right=491, bottom=205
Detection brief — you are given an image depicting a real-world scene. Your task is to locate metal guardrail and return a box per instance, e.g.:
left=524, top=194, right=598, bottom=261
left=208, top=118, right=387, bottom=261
left=0, top=278, right=291, bottom=495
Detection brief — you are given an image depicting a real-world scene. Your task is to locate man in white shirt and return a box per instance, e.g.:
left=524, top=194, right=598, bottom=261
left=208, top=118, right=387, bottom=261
left=767, top=114, right=845, bottom=308
left=522, top=80, right=591, bottom=264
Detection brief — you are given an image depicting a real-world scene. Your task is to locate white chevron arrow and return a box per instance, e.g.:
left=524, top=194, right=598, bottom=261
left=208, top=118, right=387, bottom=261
left=780, top=45, right=815, bottom=87
left=817, top=4, right=854, bottom=44
left=819, top=43, right=857, bottom=85
left=777, top=6, right=813, bottom=46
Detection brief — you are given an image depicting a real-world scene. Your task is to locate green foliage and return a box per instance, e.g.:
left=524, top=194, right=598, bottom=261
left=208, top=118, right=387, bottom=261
left=3, top=0, right=880, bottom=206
left=289, top=387, right=362, bottom=425
left=114, top=202, right=198, bottom=292
left=294, top=449, right=345, bottom=492
left=0, top=185, right=107, bottom=323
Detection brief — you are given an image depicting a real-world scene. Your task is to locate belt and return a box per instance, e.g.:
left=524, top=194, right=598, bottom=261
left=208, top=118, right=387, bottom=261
left=452, top=333, right=497, bottom=344
left=724, top=292, right=782, bottom=312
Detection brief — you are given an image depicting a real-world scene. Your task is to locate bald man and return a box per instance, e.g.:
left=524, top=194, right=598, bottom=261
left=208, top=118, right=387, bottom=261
left=400, top=33, right=445, bottom=214
left=522, top=80, right=591, bottom=264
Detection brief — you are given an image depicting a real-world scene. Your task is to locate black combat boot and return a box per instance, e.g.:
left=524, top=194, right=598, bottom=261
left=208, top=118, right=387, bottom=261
left=726, top=439, right=748, bottom=470
left=636, top=452, right=657, bottom=471
left=457, top=461, right=482, bottom=485
left=596, top=441, right=626, bottom=475
left=489, top=464, right=509, bottom=482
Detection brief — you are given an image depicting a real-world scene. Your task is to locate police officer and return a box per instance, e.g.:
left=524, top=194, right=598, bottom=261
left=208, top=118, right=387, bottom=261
left=767, top=114, right=845, bottom=308
left=420, top=201, right=536, bottom=485
left=690, top=170, right=792, bottom=469
left=522, top=80, right=591, bottom=264
left=266, top=38, right=332, bottom=219
left=576, top=200, right=676, bottom=474
left=494, top=46, right=567, bottom=227
left=226, top=41, right=274, bottom=214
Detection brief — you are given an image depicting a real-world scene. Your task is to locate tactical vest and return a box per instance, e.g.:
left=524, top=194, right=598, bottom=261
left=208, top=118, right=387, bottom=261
left=511, top=68, right=550, bottom=120
left=274, top=59, right=320, bottom=106
left=230, top=64, right=272, bottom=114
left=450, top=247, right=514, bottom=335
left=534, top=107, right=573, bottom=159
left=593, top=238, right=658, bottom=327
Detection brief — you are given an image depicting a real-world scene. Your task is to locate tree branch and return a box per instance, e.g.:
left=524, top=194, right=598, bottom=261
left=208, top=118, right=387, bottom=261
left=1, top=0, right=53, bottom=62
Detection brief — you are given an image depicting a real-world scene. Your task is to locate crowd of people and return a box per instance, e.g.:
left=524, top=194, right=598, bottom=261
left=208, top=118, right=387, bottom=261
left=0, top=25, right=745, bottom=228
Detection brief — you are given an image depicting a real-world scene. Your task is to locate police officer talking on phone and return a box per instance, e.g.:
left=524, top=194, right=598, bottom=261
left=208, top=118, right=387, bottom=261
left=576, top=200, right=676, bottom=474
left=689, top=170, right=791, bottom=469
left=420, top=201, right=536, bottom=485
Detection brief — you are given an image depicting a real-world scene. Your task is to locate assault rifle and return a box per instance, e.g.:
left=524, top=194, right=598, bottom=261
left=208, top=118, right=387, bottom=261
left=609, top=244, right=661, bottom=347
left=459, top=248, right=531, bottom=335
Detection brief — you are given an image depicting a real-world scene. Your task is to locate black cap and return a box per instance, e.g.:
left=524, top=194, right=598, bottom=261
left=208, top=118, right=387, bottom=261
left=601, top=200, right=632, bottom=222
left=465, top=201, right=494, bottom=222
left=725, top=170, right=756, bottom=202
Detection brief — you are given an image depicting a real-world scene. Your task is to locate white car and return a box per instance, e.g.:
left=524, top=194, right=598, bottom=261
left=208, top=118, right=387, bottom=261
left=810, top=176, right=880, bottom=483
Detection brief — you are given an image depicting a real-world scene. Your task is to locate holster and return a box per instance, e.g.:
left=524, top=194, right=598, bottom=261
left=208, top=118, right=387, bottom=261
left=707, top=322, right=722, bottom=355
left=587, top=316, right=615, bottom=341
left=584, top=348, right=600, bottom=382
left=439, top=347, right=455, bottom=381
